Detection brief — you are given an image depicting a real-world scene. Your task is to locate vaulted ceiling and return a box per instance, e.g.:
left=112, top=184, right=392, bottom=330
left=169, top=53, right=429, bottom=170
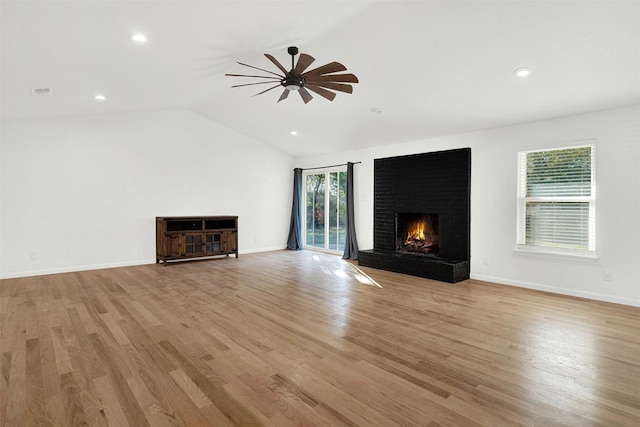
left=2, top=1, right=639, bottom=157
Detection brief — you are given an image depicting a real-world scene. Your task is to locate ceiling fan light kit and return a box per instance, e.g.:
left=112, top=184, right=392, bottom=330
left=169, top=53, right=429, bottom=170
left=226, top=46, right=359, bottom=104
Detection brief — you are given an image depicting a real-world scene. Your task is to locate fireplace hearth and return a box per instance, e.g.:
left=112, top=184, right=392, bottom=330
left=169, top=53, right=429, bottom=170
left=358, top=148, right=471, bottom=283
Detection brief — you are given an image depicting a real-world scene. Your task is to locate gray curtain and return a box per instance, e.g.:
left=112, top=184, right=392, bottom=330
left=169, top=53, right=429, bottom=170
left=286, top=168, right=303, bottom=250
left=342, top=162, right=359, bottom=259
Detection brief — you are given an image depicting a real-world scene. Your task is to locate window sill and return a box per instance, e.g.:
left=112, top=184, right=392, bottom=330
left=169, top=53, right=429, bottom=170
left=513, top=246, right=599, bottom=263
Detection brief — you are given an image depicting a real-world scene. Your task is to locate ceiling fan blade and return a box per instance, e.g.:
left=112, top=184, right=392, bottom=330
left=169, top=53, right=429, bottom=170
left=304, top=84, right=336, bottom=102
left=231, top=81, right=282, bottom=88
left=277, top=89, right=289, bottom=103
left=237, top=62, right=283, bottom=78
left=308, top=81, right=353, bottom=94
left=301, top=62, right=347, bottom=77
left=252, top=84, right=282, bottom=97
left=225, top=73, right=281, bottom=80
left=305, top=73, right=359, bottom=83
left=264, top=54, right=288, bottom=75
left=298, top=87, right=313, bottom=104
left=293, top=54, right=315, bottom=75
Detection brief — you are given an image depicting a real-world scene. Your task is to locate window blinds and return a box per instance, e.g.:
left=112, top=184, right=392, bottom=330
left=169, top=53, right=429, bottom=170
left=517, top=144, right=595, bottom=252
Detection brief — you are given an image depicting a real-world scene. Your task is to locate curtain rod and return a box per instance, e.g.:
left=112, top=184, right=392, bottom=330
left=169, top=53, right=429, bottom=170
left=300, top=161, right=361, bottom=171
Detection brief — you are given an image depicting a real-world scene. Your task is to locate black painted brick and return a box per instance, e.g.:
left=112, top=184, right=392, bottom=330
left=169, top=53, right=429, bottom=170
left=362, top=148, right=471, bottom=282
left=358, top=249, right=469, bottom=283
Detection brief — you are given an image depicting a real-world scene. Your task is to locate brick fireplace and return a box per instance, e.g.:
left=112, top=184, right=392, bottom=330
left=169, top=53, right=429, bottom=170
left=358, top=148, right=471, bottom=283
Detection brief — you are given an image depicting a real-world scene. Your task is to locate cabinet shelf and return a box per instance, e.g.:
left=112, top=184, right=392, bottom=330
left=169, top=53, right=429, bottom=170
left=156, top=216, right=238, bottom=265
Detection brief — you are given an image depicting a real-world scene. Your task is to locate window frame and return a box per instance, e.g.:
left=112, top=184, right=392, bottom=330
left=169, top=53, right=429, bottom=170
left=515, top=142, right=597, bottom=260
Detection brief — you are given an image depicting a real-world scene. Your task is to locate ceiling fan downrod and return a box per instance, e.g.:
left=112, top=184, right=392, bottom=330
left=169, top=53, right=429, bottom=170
left=283, top=46, right=303, bottom=90
left=287, top=46, right=298, bottom=71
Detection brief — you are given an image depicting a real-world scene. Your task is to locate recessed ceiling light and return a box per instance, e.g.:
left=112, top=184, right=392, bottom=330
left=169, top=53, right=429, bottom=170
left=290, top=130, right=298, bottom=136
left=370, top=107, right=383, bottom=114
left=514, top=67, right=532, bottom=78
left=94, top=94, right=106, bottom=101
left=130, top=33, right=148, bottom=43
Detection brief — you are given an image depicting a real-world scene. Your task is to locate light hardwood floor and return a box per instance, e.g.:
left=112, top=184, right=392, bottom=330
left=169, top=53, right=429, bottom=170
left=1, top=250, right=639, bottom=426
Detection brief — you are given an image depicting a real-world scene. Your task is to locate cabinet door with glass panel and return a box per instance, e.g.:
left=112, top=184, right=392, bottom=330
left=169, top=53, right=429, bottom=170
left=203, top=233, right=222, bottom=254
left=304, top=168, right=347, bottom=252
left=201, top=231, right=237, bottom=255
left=184, top=234, right=204, bottom=255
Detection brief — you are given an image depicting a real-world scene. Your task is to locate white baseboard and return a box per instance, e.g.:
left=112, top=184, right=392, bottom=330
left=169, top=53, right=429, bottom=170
left=1, top=259, right=157, bottom=280
left=239, top=246, right=287, bottom=255
left=0, top=247, right=289, bottom=280
left=470, top=273, right=640, bottom=308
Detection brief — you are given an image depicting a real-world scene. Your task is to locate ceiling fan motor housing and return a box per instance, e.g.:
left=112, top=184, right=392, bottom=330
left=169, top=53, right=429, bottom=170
left=282, top=75, right=304, bottom=91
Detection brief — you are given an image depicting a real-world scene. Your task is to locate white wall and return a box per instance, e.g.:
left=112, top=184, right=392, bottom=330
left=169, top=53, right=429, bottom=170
left=0, top=109, right=293, bottom=278
left=295, top=105, right=640, bottom=307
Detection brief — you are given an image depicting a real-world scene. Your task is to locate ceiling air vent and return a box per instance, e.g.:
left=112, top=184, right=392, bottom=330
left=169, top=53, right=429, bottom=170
left=31, top=87, right=52, bottom=96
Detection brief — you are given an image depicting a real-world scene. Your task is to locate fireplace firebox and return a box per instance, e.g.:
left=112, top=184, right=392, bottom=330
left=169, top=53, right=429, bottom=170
left=396, top=213, right=439, bottom=256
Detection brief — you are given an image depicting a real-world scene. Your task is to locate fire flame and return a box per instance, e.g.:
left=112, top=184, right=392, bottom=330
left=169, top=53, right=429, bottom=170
left=406, top=220, right=427, bottom=241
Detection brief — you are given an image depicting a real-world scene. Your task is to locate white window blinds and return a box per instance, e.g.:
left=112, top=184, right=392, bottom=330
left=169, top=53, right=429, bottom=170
left=517, top=144, right=595, bottom=253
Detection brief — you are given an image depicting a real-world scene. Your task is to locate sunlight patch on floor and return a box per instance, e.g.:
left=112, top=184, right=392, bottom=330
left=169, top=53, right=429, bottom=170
left=346, top=262, right=382, bottom=288
left=332, top=270, right=348, bottom=278
left=309, top=252, right=382, bottom=287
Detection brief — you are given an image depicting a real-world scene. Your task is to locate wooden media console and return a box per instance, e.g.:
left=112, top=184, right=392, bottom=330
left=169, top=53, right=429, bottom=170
left=156, top=216, right=238, bottom=265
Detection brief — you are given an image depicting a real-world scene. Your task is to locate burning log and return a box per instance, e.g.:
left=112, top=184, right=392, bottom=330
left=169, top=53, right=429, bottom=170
left=405, top=238, right=435, bottom=248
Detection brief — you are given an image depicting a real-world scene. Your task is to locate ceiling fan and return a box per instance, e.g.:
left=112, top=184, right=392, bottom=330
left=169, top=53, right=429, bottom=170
left=225, top=46, right=359, bottom=104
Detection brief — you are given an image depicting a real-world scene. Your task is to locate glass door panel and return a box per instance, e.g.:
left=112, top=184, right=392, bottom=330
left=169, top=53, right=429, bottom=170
left=329, top=171, right=347, bottom=251
left=306, top=173, right=325, bottom=248
left=305, top=169, right=347, bottom=252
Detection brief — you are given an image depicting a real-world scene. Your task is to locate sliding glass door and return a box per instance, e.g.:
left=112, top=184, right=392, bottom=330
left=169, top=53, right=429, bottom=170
left=304, top=169, right=347, bottom=252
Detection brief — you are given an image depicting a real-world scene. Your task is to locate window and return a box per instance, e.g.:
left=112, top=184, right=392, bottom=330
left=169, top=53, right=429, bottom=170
left=517, top=144, right=595, bottom=257
left=304, top=169, right=347, bottom=252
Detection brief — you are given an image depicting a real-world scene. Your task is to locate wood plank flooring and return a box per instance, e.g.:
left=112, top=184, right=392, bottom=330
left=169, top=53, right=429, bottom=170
left=1, top=250, right=639, bottom=426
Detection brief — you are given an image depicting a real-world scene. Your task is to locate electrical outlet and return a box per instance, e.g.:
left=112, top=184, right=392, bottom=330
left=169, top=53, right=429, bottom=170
left=482, top=256, right=489, bottom=265
left=602, top=270, right=613, bottom=282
